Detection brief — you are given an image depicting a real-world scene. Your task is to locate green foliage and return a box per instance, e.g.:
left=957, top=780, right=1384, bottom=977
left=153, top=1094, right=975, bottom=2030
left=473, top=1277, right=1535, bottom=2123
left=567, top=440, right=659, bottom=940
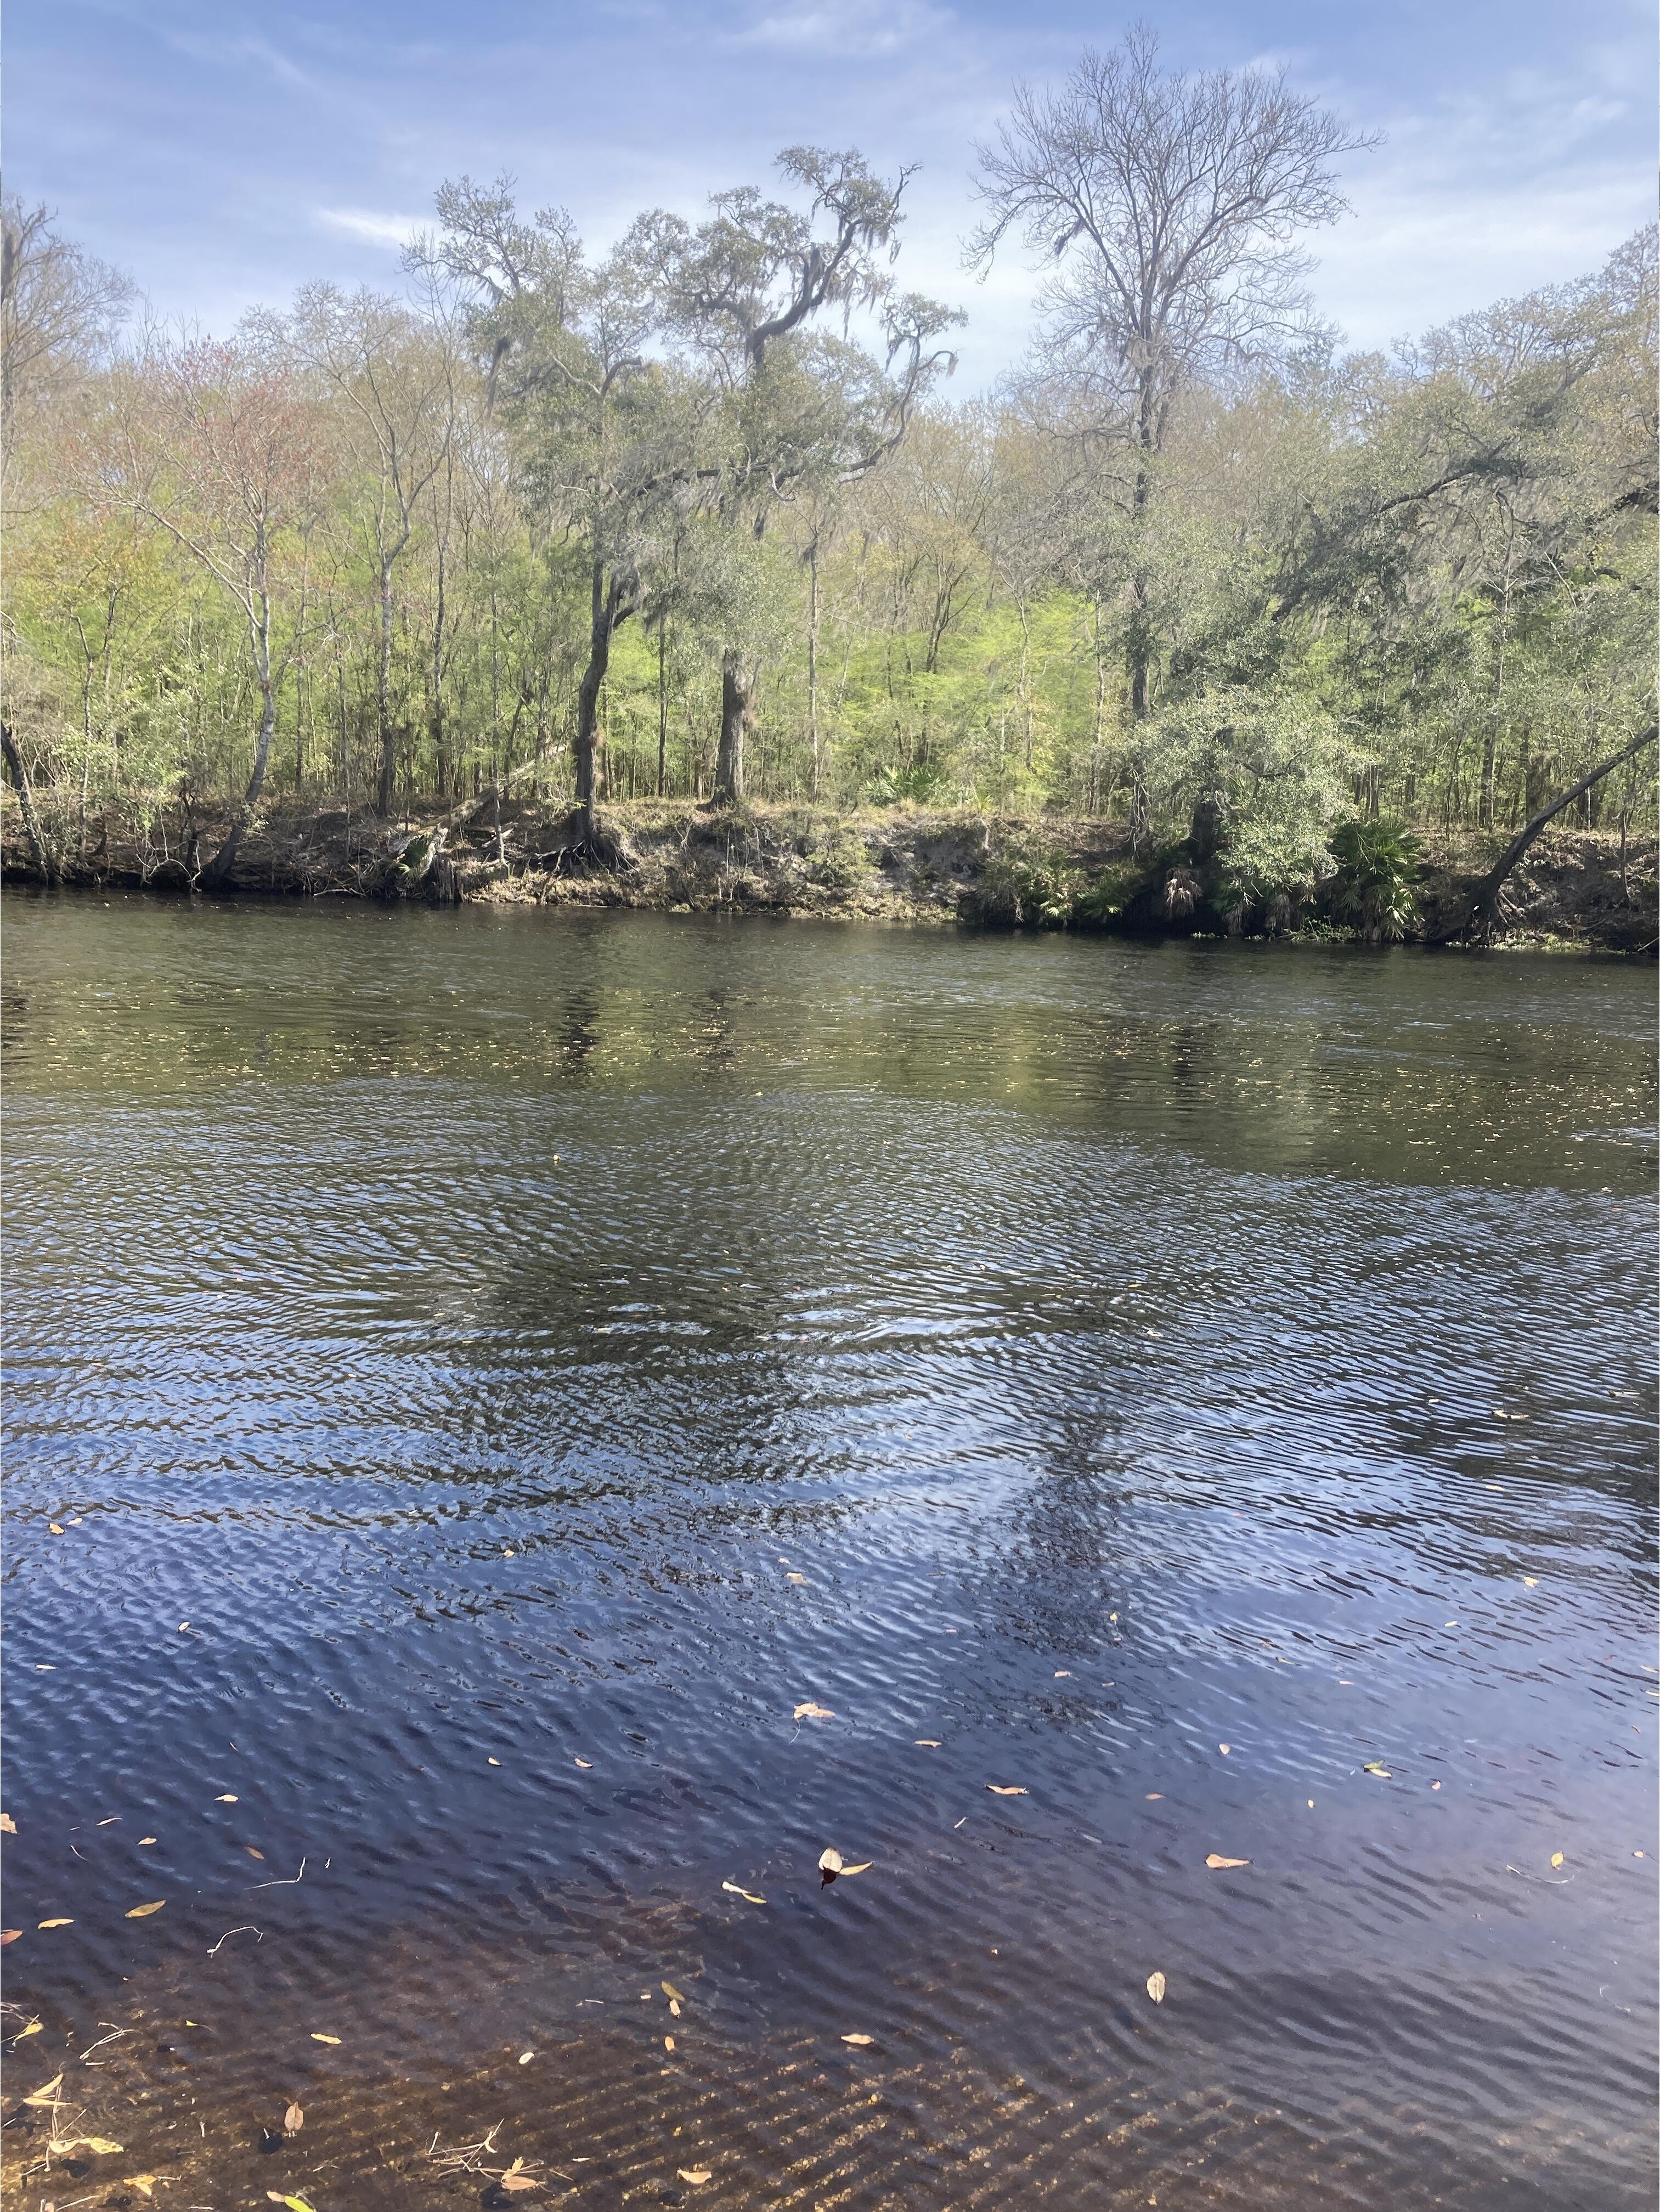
left=972, top=844, right=1084, bottom=928
left=803, top=825, right=873, bottom=888
left=1327, top=817, right=1424, bottom=943
left=867, top=760, right=949, bottom=806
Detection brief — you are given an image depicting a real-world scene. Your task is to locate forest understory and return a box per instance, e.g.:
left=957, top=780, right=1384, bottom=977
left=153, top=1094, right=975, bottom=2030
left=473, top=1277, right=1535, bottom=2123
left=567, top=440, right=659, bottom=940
left=4, top=792, right=1653, bottom=953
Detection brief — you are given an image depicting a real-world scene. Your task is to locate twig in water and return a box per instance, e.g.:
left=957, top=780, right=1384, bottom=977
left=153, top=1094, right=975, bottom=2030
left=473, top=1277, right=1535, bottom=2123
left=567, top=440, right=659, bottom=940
left=207, top=1924, right=263, bottom=1956
left=248, top=1855, right=306, bottom=1890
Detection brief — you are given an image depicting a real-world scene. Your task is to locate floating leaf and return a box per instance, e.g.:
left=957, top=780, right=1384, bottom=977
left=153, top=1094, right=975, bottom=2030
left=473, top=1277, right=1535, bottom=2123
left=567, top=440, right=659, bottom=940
left=1, top=1930, right=21, bottom=1946
left=49, top=1523, right=64, bottom=1534
left=22, top=2073, right=64, bottom=2106
left=669, top=1999, right=681, bottom=2017
left=1218, top=1743, right=1230, bottom=1755
left=38, top=1917, right=74, bottom=1929
left=662, top=1981, right=686, bottom=2003
left=0, top=1813, right=15, bottom=1835
left=284, top=2101, right=303, bottom=2132
left=518, top=2049, right=534, bottom=2063
left=1146, top=1971, right=1166, bottom=2004
left=839, top=1861, right=873, bottom=1876
left=500, top=2174, right=539, bottom=2195
left=786, top=1573, right=808, bottom=1585
left=311, top=2032, right=342, bottom=2045
left=59, top=2135, right=123, bottom=2154
left=986, top=1785, right=1027, bottom=1797
left=127, top=1900, right=166, bottom=1917
left=14, top=2021, right=41, bottom=2039
left=215, top=1794, right=238, bottom=1804
left=1522, top=1576, right=1538, bottom=1587
left=1205, top=1854, right=1250, bottom=1869
left=721, top=1881, right=765, bottom=1904
left=488, top=1757, right=501, bottom=1767
left=841, top=2032, right=874, bottom=2046
left=574, top=1756, right=592, bottom=1768
left=1054, top=1671, right=1070, bottom=1678
left=1145, top=1793, right=1163, bottom=1801
left=1550, top=1852, right=1565, bottom=1869
left=97, top=1816, right=121, bottom=1826
left=793, top=1702, right=835, bottom=1720
left=279, top=2198, right=318, bottom=2212
left=664, top=2034, right=675, bottom=2051
left=139, top=1836, right=158, bottom=1844
left=678, top=2171, right=711, bottom=2185
left=130, top=2179, right=159, bottom=2199
left=914, top=1739, right=941, bottom=1747
left=1362, top=1762, right=1392, bottom=1778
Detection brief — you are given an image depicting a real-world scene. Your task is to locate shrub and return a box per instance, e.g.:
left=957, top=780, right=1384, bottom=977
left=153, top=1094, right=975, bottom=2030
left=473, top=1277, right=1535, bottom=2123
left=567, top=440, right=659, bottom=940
left=1328, top=817, right=1423, bottom=943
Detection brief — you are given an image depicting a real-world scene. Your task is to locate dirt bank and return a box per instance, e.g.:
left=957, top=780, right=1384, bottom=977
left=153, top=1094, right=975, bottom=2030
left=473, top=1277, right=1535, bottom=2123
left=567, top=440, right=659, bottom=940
left=3, top=792, right=1655, bottom=951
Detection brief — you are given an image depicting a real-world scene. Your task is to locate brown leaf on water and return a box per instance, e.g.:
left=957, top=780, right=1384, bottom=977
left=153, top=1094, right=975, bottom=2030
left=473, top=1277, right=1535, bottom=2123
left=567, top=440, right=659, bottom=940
left=284, top=2101, right=303, bottom=2132
left=662, top=1981, right=686, bottom=2003
left=245, top=1846, right=264, bottom=1859
left=57, top=2134, right=123, bottom=2154
left=37, top=1917, right=74, bottom=1928
left=841, top=2032, right=874, bottom=2046
left=127, top=1900, right=166, bottom=1917
left=22, top=2072, right=64, bottom=2106
left=986, top=1785, right=1027, bottom=1797
left=310, top=2032, right=342, bottom=2045
left=499, top=2174, right=539, bottom=2194
left=1, top=1930, right=21, bottom=1945
left=1146, top=1971, right=1166, bottom=2003
left=1205, top=1854, right=1250, bottom=1870
left=677, top=2170, right=711, bottom=2185
left=0, top=1813, right=16, bottom=1835
left=793, top=1702, right=835, bottom=1720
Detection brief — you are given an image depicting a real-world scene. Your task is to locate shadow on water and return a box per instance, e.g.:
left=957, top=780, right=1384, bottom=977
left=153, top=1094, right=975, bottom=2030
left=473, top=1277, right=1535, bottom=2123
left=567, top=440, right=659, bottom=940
left=1, top=890, right=1655, bottom=2208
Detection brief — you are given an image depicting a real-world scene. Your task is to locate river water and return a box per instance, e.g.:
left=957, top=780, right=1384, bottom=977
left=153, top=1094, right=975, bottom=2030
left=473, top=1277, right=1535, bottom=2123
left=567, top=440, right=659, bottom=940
left=2, top=891, right=1655, bottom=2210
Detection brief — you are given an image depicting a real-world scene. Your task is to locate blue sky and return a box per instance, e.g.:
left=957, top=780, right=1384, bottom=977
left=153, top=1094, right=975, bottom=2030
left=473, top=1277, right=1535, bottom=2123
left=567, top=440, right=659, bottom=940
left=8, top=0, right=1656, bottom=387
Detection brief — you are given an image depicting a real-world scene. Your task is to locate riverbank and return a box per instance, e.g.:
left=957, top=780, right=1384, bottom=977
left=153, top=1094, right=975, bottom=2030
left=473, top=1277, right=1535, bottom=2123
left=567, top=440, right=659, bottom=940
left=3, top=791, right=1655, bottom=950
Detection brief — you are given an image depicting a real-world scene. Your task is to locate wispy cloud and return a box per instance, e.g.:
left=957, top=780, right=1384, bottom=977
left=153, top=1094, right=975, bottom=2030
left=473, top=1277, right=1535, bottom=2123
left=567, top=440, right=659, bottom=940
left=733, top=1, right=954, bottom=59
left=314, top=206, right=427, bottom=251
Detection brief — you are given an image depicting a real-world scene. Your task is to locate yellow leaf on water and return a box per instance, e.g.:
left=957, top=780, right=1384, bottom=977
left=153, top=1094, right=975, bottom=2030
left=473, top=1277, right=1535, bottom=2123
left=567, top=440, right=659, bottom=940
left=215, top=1794, right=238, bottom=1803
left=499, top=2175, right=539, bottom=2195
left=1145, top=1793, right=1162, bottom=1801
left=139, top=1836, right=158, bottom=1844
left=793, top=1702, right=835, bottom=1720
left=1363, top=1762, right=1392, bottom=1778
left=986, top=1785, right=1027, bottom=1797
left=664, top=2034, right=675, bottom=2051
left=22, top=2073, right=64, bottom=2106
left=127, top=1900, right=166, bottom=1917
left=38, top=1917, right=74, bottom=1929
left=914, top=1739, right=941, bottom=1747
left=841, top=2032, right=874, bottom=2046
left=839, top=1861, right=873, bottom=1875
left=1205, top=1854, right=1250, bottom=1869
left=0, top=1813, right=15, bottom=1835
left=574, top=1757, right=592, bottom=1768
left=49, top=1523, right=64, bottom=1534
left=311, top=2032, right=342, bottom=2045
left=678, top=2171, right=711, bottom=2185
left=662, top=1981, right=686, bottom=2003
left=488, top=1757, right=501, bottom=1766
left=284, top=2101, right=303, bottom=2132
left=280, top=2198, right=318, bottom=2212
left=669, top=1999, right=681, bottom=2017
left=59, top=2135, right=123, bottom=2154
left=246, top=1847, right=264, bottom=1859
left=721, top=1881, right=765, bottom=1904
left=130, top=2178, right=159, bottom=2199
left=1146, top=1971, right=1166, bottom=2004
left=14, top=2021, right=41, bottom=2038
left=1522, top=1576, right=1538, bottom=1587
left=518, top=2049, right=534, bottom=2063
left=1550, top=1852, right=1565, bottom=1869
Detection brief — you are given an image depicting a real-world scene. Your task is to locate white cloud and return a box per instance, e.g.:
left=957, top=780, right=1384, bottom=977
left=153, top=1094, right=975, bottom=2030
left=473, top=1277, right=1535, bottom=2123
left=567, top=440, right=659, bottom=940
left=313, top=206, right=426, bottom=251
left=734, top=1, right=954, bottom=59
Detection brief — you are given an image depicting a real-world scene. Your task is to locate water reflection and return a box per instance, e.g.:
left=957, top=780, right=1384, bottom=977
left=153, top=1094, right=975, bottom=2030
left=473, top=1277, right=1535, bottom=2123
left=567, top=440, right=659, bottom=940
left=2, top=891, right=1654, bottom=2209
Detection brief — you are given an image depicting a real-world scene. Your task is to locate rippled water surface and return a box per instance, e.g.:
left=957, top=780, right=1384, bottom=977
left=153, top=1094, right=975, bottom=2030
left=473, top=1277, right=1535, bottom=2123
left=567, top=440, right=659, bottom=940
left=3, top=891, right=1656, bottom=2210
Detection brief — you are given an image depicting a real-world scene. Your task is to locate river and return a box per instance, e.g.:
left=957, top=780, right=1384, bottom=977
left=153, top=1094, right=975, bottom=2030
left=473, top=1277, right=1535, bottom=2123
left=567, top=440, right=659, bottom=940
left=3, top=891, right=1655, bottom=2209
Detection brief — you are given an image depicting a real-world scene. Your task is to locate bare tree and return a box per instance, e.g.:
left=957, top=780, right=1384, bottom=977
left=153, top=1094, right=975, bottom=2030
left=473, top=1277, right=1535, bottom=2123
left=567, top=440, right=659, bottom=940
left=94, top=336, right=328, bottom=885
left=969, top=26, right=1372, bottom=823
left=290, top=286, right=459, bottom=812
left=1, top=197, right=133, bottom=478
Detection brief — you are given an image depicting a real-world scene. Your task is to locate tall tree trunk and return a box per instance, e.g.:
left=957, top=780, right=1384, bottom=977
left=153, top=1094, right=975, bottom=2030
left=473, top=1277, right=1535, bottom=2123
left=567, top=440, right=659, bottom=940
left=714, top=650, right=749, bottom=803
left=1, top=719, right=57, bottom=882
left=574, top=563, right=626, bottom=843
left=376, top=558, right=397, bottom=816
left=202, top=677, right=278, bottom=890
left=807, top=540, right=821, bottom=801
left=657, top=623, right=669, bottom=798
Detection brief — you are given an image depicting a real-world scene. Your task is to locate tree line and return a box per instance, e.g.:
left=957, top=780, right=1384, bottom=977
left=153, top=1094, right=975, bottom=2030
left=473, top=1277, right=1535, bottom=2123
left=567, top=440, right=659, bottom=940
left=3, top=28, right=1654, bottom=898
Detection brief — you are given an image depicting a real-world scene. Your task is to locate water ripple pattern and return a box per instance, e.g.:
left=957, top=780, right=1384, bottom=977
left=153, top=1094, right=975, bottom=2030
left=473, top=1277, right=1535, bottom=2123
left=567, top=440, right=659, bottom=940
left=2, top=892, right=1655, bottom=2209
